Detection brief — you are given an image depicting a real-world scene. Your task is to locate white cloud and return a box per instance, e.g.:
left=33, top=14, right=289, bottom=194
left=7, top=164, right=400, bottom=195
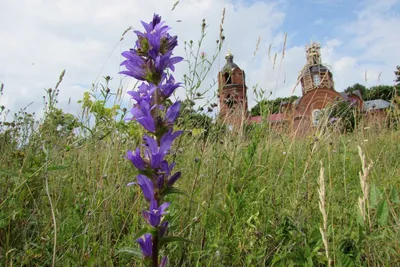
left=0, top=0, right=399, bottom=120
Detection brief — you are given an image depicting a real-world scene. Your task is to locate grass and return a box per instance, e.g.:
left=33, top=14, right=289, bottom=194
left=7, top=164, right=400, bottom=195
left=1, top=101, right=400, bottom=266
left=0, top=12, right=399, bottom=264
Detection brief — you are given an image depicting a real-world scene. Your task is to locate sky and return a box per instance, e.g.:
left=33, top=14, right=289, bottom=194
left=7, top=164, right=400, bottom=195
left=0, top=0, right=399, bottom=118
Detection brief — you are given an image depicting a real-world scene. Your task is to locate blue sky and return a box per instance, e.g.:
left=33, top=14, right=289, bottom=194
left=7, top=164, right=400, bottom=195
left=0, top=0, right=399, bottom=115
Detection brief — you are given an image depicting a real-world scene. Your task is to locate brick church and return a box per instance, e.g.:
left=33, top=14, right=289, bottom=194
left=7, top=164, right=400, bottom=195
left=217, top=42, right=363, bottom=133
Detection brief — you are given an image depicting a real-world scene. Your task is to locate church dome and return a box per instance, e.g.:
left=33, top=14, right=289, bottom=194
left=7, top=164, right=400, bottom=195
left=221, top=51, right=240, bottom=72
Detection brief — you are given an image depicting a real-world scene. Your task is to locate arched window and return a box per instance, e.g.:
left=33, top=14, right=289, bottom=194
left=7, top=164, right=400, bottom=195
left=312, top=109, right=321, bottom=127
left=224, top=72, right=232, bottom=84
left=313, top=74, right=320, bottom=86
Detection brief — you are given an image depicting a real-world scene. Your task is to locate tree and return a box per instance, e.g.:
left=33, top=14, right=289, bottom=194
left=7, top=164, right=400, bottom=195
left=344, top=83, right=368, bottom=99
left=250, top=96, right=299, bottom=116
left=324, top=98, right=361, bottom=132
left=395, top=65, right=400, bottom=89
left=178, top=99, right=212, bottom=130
left=366, top=85, right=398, bottom=101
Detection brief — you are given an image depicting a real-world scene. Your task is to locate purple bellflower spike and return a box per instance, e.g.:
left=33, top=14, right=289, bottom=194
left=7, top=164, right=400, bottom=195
left=142, top=198, right=170, bottom=227
left=137, top=233, right=152, bottom=258
left=129, top=100, right=156, bottom=133
left=122, top=13, right=183, bottom=266
left=126, top=148, right=146, bottom=171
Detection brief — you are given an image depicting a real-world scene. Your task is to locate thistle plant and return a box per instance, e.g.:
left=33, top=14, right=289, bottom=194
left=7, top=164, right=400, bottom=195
left=120, top=14, right=184, bottom=266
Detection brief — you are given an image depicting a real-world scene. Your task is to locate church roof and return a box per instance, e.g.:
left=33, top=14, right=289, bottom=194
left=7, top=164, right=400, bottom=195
left=363, top=99, right=392, bottom=111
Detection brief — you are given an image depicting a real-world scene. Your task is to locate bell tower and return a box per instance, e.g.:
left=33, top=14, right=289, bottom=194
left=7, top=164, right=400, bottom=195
left=218, top=51, right=248, bottom=124
left=299, top=42, right=335, bottom=95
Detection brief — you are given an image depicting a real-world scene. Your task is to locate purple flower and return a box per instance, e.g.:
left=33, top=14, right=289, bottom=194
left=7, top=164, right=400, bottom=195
left=155, top=161, right=181, bottom=188
left=140, top=14, right=162, bottom=33
left=120, top=14, right=183, bottom=85
left=159, top=221, right=168, bottom=237
left=121, top=13, right=183, bottom=265
left=159, top=129, right=183, bottom=156
left=329, top=117, right=339, bottom=124
left=167, top=171, right=181, bottom=187
left=137, top=233, right=152, bottom=258
left=160, top=256, right=168, bottom=267
left=126, top=148, right=146, bottom=170
left=154, top=51, right=183, bottom=73
left=137, top=14, right=179, bottom=56
left=127, top=174, right=154, bottom=202
left=142, top=198, right=170, bottom=227
left=120, top=52, right=147, bottom=81
left=143, top=130, right=183, bottom=169
left=160, top=161, right=176, bottom=178
left=129, top=100, right=156, bottom=133
left=127, top=82, right=155, bottom=104
left=165, top=101, right=181, bottom=126
left=159, top=75, right=181, bottom=98
left=137, top=174, right=154, bottom=201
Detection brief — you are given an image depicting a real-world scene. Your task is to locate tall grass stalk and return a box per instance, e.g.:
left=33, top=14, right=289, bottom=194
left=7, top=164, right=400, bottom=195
left=318, top=161, right=330, bottom=266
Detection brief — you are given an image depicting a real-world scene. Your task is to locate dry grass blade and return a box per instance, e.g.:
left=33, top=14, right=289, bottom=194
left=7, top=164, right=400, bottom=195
left=357, top=145, right=374, bottom=230
left=318, top=161, right=331, bottom=266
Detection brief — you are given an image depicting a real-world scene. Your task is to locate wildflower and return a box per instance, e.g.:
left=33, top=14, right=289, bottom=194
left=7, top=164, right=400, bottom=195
left=137, top=233, right=153, bottom=258
left=159, top=221, right=168, bottom=237
left=160, top=256, right=168, bottom=267
left=137, top=174, right=155, bottom=201
left=159, top=75, right=181, bottom=98
left=143, top=130, right=183, bottom=169
left=126, top=148, right=146, bottom=171
left=121, top=13, right=184, bottom=265
left=127, top=82, right=155, bottom=104
left=329, top=117, right=339, bottom=124
left=142, top=198, right=170, bottom=227
left=167, top=171, right=181, bottom=187
left=165, top=101, right=181, bottom=126
left=129, top=100, right=156, bottom=133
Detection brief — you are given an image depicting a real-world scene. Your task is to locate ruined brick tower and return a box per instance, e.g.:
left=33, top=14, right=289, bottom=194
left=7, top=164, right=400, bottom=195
left=218, top=51, right=248, bottom=125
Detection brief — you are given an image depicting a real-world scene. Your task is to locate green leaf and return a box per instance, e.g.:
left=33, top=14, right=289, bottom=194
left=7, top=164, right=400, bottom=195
left=356, top=207, right=365, bottom=228
left=162, top=187, right=188, bottom=197
left=369, top=183, right=381, bottom=208
left=160, top=236, right=192, bottom=246
left=357, top=224, right=365, bottom=246
left=0, top=169, right=21, bottom=177
left=116, top=247, right=143, bottom=258
left=391, top=187, right=400, bottom=204
left=376, top=199, right=389, bottom=226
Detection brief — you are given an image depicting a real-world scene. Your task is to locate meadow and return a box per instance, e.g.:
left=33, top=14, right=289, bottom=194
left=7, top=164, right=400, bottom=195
left=1, top=11, right=400, bottom=266
left=1, top=79, right=400, bottom=266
